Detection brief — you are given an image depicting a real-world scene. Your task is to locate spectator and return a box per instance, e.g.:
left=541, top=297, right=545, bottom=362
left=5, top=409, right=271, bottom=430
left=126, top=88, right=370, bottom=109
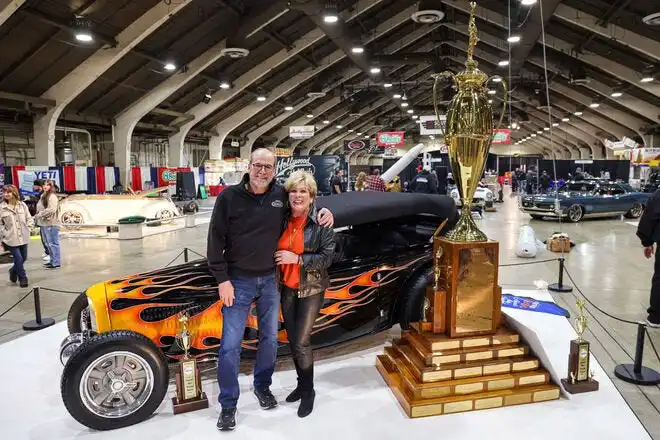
left=34, top=179, right=60, bottom=269
left=407, top=166, right=438, bottom=194
left=386, top=176, right=402, bottom=192
left=636, top=189, right=660, bottom=327
left=330, top=169, right=344, bottom=194
left=365, top=168, right=386, bottom=192
left=354, top=172, right=367, bottom=191
left=1, top=185, right=33, bottom=287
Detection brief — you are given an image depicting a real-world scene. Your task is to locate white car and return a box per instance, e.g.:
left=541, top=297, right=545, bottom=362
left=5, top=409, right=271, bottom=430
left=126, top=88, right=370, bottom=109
left=449, top=186, right=494, bottom=212
left=58, top=188, right=180, bottom=227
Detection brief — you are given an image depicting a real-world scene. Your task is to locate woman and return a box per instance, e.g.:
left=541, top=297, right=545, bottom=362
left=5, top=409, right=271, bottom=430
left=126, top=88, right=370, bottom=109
left=274, top=171, right=334, bottom=418
left=354, top=172, right=367, bottom=191
left=34, top=179, right=60, bottom=269
left=1, top=185, right=33, bottom=287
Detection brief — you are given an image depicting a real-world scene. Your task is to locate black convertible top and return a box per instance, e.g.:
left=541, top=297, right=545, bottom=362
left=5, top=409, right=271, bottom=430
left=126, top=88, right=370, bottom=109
left=315, top=191, right=457, bottom=228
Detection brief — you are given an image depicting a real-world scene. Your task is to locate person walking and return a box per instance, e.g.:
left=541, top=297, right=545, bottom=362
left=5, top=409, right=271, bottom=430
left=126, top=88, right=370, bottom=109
left=207, top=148, right=333, bottom=431
left=33, top=179, right=60, bottom=269
left=275, top=171, right=334, bottom=418
left=1, top=185, right=33, bottom=287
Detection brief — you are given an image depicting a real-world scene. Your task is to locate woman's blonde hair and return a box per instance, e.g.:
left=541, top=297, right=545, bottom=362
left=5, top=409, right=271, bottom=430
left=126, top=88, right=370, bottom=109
left=3, top=184, right=20, bottom=203
left=284, top=170, right=317, bottom=199
left=355, top=172, right=367, bottom=191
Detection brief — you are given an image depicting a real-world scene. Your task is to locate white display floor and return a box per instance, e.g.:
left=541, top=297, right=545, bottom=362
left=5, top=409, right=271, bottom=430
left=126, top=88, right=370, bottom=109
left=0, top=289, right=651, bottom=440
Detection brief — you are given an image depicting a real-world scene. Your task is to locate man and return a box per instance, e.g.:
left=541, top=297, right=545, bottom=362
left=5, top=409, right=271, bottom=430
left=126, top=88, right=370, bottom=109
left=637, top=190, right=660, bottom=328
left=207, top=148, right=333, bottom=431
left=365, top=168, right=386, bottom=192
left=330, top=169, right=344, bottom=194
left=407, top=165, right=438, bottom=194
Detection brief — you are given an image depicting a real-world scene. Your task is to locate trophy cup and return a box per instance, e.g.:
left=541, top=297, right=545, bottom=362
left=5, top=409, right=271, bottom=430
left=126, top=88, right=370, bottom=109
left=561, top=299, right=599, bottom=393
left=375, top=3, right=561, bottom=417
left=172, top=312, right=209, bottom=414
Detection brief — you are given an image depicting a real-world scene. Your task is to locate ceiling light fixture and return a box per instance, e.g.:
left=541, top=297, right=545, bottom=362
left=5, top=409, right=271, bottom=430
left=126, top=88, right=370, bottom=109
left=370, top=67, right=381, bottom=74
left=488, top=89, right=496, bottom=95
left=384, top=83, right=393, bottom=88
left=553, top=123, right=559, bottom=127
left=492, top=77, right=502, bottom=83
left=256, top=95, right=267, bottom=102
left=393, top=94, right=402, bottom=99
left=323, top=120, right=330, bottom=124
left=544, top=127, right=550, bottom=131
left=306, top=114, right=314, bottom=118
left=284, top=106, right=293, bottom=111
left=641, top=76, right=654, bottom=83
left=357, top=132, right=363, bottom=135
left=488, top=99, right=493, bottom=104
left=507, top=35, right=521, bottom=43
left=351, top=46, right=364, bottom=54
left=219, top=81, right=231, bottom=89
left=498, top=60, right=509, bottom=67
left=537, top=130, right=543, bottom=134
left=531, top=133, right=537, bottom=137
left=611, top=91, right=623, bottom=98
left=164, top=62, right=176, bottom=71
left=574, top=111, right=583, bottom=116
left=336, top=125, right=343, bottom=129
left=75, top=31, right=93, bottom=42
left=521, top=0, right=538, bottom=5
left=323, top=4, right=339, bottom=23
left=401, top=102, right=409, bottom=107
left=590, top=103, right=600, bottom=108
left=407, top=109, right=414, bottom=114
left=412, top=115, right=418, bottom=119
left=562, top=117, right=570, bottom=122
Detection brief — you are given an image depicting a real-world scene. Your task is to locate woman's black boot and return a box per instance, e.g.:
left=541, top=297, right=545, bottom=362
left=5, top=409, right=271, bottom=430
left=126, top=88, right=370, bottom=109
left=297, top=390, right=315, bottom=418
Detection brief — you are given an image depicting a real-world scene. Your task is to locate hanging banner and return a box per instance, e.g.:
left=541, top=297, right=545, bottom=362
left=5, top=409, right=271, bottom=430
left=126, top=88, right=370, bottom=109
left=275, top=156, right=341, bottom=195
left=343, top=139, right=369, bottom=153
left=368, top=145, right=385, bottom=154
left=383, top=147, right=397, bottom=158
left=492, top=129, right=511, bottom=145
left=289, top=125, right=315, bottom=139
left=377, top=131, right=405, bottom=147
left=0, top=164, right=4, bottom=187
left=630, top=148, right=660, bottom=165
left=16, top=169, right=59, bottom=195
left=419, top=115, right=445, bottom=135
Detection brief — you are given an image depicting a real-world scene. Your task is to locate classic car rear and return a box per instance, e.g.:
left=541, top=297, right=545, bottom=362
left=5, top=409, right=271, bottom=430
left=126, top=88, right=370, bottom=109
left=520, top=180, right=649, bottom=222
left=59, top=191, right=457, bottom=430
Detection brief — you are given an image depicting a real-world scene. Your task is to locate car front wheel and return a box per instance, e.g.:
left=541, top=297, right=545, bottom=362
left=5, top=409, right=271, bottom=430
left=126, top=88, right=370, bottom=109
left=398, top=266, right=433, bottom=330
left=67, top=293, right=91, bottom=334
left=61, top=330, right=169, bottom=431
left=566, top=205, right=584, bottom=223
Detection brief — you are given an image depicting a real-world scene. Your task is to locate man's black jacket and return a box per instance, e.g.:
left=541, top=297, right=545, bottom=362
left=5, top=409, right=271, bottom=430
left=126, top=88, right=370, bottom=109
left=206, top=174, right=287, bottom=283
left=408, top=171, right=438, bottom=194
left=637, top=189, right=660, bottom=247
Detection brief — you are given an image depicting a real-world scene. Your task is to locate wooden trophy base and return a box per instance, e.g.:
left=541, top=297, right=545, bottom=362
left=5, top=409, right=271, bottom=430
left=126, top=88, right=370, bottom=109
left=560, top=378, right=599, bottom=394
left=172, top=392, right=209, bottom=414
left=376, top=321, right=561, bottom=418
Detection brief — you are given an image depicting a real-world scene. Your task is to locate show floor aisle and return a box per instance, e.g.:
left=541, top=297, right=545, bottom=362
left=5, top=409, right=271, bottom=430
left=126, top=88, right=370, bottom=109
left=1, top=190, right=660, bottom=436
left=0, top=290, right=651, bottom=440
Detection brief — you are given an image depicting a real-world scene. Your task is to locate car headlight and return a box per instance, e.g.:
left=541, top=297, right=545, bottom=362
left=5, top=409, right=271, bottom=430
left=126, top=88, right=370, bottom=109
left=486, top=192, right=493, bottom=200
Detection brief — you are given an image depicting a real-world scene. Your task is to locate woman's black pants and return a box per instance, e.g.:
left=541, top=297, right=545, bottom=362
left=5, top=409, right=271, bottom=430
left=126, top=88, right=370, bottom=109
left=281, top=286, right=324, bottom=395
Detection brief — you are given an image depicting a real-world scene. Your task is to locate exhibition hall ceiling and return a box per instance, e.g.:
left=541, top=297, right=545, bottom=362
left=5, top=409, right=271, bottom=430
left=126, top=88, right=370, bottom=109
left=0, top=0, right=658, bottom=156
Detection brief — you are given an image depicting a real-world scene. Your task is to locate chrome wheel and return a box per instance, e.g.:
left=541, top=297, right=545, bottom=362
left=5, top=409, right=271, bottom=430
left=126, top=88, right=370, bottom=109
left=61, top=211, right=84, bottom=229
left=155, top=209, right=176, bottom=223
left=567, top=205, right=583, bottom=222
left=79, top=351, right=154, bottom=419
left=630, top=204, right=644, bottom=218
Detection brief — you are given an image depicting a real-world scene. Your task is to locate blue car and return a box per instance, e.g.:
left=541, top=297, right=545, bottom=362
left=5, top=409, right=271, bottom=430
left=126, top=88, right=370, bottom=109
left=520, top=180, right=650, bottom=222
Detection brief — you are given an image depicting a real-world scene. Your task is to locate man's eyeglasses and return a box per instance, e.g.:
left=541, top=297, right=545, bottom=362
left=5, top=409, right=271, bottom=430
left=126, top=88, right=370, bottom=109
left=250, top=163, right=274, bottom=172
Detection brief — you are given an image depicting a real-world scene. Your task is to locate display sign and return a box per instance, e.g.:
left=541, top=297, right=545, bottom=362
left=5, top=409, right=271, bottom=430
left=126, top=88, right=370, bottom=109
left=383, top=147, right=397, bottom=158
left=343, top=139, right=368, bottom=152
left=368, top=145, right=386, bottom=155
left=16, top=169, right=59, bottom=195
left=275, top=155, right=342, bottom=195
left=0, top=164, right=4, bottom=188
left=419, top=115, right=445, bottom=135
left=289, top=125, right=315, bottom=139
left=492, top=129, right=511, bottom=145
left=631, top=148, right=660, bottom=166
left=377, top=131, right=405, bottom=147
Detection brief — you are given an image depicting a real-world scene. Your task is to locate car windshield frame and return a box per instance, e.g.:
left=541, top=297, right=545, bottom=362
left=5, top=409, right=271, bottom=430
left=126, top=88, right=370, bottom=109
left=559, top=182, right=598, bottom=194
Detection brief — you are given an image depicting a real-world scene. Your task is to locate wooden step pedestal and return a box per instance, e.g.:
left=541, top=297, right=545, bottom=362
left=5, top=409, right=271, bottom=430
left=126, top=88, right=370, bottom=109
left=376, top=325, right=560, bottom=418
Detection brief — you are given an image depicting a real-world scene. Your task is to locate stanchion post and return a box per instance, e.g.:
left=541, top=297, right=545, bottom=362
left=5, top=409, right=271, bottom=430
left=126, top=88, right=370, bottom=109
left=547, top=257, right=573, bottom=293
left=23, top=287, right=56, bottom=331
left=184, top=248, right=189, bottom=263
left=614, top=323, right=660, bottom=385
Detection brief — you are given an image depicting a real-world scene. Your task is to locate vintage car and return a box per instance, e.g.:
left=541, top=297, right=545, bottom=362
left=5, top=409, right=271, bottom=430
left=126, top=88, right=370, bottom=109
left=58, top=191, right=457, bottom=430
left=519, top=180, right=650, bottom=222
left=448, top=185, right=494, bottom=214
left=58, top=187, right=181, bottom=227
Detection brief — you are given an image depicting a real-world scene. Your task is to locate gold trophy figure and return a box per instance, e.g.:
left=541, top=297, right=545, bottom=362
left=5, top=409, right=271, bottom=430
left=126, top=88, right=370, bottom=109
left=172, top=311, right=209, bottom=414
left=432, top=1, right=507, bottom=242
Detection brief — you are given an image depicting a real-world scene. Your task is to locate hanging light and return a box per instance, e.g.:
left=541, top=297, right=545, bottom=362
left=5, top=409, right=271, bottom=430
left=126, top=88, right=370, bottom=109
left=562, top=117, right=570, bottom=122
left=492, top=77, right=502, bottom=83
left=521, top=0, right=537, bottom=5
left=351, top=46, right=364, bottom=54
left=323, top=3, right=339, bottom=23
left=574, top=111, right=583, bottom=116
left=507, top=35, right=521, bottom=43
left=553, top=123, right=559, bottom=127
left=401, top=102, right=409, bottom=107
left=407, top=109, right=414, bottom=114
left=384, top=83, right=393, bottom=88
left=589, top=103, right=600, bottom=108
left=370, top=67, right=381, bottom=74
left=611, top=91, right=623, bottom=98
left=336, top=124, right=343, bottom=129
left=164, top=62, right=177, bottom=71
left=306, top=114, right=314, bottom=118
left=498, top=60, right=509, bottom=67
left=219, top=81, right=231, bottom=89
left=284, top=105, right=293, bottom=111
left=323, top=120, right=330, bottom=124
left=641, top=76, right=654, bottom=83
left=488, top=89, right=496, bottom=95
left=256, top=95, right=267, bottom=102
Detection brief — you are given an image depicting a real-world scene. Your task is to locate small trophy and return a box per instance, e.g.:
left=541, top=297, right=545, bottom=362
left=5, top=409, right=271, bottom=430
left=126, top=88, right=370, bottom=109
left=561, top=300, right=599, bottom=393
left=172, top=312, right=209, bottom=414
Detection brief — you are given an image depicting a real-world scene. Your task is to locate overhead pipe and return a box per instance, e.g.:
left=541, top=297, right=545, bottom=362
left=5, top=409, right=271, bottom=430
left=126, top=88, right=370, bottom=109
left=55, top=126, right=92, bottom=165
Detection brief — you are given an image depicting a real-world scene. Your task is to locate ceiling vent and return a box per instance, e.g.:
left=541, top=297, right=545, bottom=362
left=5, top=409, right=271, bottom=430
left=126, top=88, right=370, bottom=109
left=412, top=0, right=445, bottom=23
left=642, top=12, right=660, bottom=25
left=221, top=48, right=249, bottom=58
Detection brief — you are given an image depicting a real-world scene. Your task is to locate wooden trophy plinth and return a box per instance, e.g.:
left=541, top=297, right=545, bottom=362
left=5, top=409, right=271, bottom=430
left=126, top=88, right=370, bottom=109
left=560, top=339, right=599, bottom=394
left=376, top=236, right=561, bottom=418
left=172, top=358, right=209, bottom=414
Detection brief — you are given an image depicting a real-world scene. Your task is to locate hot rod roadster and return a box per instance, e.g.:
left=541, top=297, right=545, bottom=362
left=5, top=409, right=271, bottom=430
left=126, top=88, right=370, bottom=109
left=59, top=191, right=457, bottom=430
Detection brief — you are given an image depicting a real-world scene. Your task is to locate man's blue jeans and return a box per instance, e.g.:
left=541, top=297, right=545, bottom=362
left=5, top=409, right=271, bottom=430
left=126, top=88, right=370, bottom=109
left=218, top=272, right=279, bottom=409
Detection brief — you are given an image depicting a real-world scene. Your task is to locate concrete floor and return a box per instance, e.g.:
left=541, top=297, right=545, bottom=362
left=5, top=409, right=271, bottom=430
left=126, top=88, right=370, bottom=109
left=1, top=190, right=660, bottom=437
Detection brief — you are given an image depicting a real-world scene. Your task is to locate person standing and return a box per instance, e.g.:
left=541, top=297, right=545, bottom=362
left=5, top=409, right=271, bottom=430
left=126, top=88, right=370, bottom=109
left=407, top=166, right=438, bottom=194
left=1, top=185, right=33, bottom=287
left=275, top=171, right=334, bottom=418
left=330, top=169, right=344, bottom=194
left=637, top=189, right=660, bottom=327
left=365, top=168, right=386, bottom=192
left=207, top=148, right=333, bottom=431
left=34, top=179, right=60, bottom=269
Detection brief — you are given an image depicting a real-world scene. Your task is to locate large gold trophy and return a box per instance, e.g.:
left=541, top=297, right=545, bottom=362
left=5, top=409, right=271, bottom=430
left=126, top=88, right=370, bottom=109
left=376, top=2, right=560, bottom=418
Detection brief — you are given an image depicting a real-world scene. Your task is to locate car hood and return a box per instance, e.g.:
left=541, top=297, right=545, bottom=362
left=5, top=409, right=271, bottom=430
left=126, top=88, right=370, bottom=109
left=521, top=192, right=588, bottom=203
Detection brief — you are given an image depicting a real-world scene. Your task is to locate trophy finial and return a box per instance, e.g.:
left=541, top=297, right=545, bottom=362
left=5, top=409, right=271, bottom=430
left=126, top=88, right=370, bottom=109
left=574, top=299, right=588, bottom=342
left=177, top=311, right=192, bottom=359
left=466, top=1, right=479, bottom=69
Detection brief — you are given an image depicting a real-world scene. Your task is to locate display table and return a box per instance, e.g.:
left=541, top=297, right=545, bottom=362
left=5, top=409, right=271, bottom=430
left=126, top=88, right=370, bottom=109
left=0, top=289, right=650, bottom=440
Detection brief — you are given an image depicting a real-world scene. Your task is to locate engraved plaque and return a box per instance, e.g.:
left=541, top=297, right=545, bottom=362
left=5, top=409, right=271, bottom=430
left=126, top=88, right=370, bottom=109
left=455, top=247, right=496, bottom=334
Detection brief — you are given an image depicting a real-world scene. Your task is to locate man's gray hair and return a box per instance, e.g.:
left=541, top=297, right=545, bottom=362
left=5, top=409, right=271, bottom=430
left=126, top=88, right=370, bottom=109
left=250, top=148, right=277, bottom=166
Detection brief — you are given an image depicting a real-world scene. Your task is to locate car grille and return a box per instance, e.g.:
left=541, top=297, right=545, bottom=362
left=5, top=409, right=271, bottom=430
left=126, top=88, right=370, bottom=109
left=523, top=201, right=553, bottom=210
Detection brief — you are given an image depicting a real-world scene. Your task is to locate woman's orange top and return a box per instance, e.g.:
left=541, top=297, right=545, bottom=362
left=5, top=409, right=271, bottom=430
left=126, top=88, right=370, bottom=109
left=278, top=215, right=306, bottom=289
